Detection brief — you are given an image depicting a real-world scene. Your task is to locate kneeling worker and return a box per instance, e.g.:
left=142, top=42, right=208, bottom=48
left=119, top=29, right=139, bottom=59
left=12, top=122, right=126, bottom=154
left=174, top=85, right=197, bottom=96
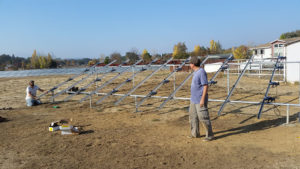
left=26, top=80, right=47, bottom=106
left=189, top=57, right=214, bottom=141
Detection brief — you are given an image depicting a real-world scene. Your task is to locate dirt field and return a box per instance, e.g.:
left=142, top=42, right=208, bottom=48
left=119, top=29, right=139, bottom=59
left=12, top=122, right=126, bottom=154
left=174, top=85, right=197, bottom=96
left=1, top=70, right=300, bottom=169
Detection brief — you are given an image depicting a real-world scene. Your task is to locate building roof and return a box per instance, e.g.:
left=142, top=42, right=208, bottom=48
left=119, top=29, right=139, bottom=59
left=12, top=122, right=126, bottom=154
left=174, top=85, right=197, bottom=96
left=250, top=43, right=271, bottom=49
left=277, top=37, right=300, bottom=45
left=251, top=37, right=300, bottom=50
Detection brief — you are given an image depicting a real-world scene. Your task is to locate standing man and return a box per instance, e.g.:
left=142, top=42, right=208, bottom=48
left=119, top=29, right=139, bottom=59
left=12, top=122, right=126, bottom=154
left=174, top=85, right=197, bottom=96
left=189, top=57, right=214, bottom=141
left=26, top=80, right=46, bottom=107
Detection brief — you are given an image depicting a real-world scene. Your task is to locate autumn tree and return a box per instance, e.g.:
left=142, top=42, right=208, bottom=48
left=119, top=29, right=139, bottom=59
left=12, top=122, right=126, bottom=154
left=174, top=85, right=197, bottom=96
left=38, top=56, right=47, bottom=68
left=31, top=50, right=39, bottom=68
left=110, top=52, right=122, bottom=64
left=125, top=50, right=140, bottom=64
left=30, top=50, right=57, bottom=69
left=233, top=45, right=250, bottom=59
left=88, top=59, right=98, bottom=66
left=141, top=49, right=152, bottom=62
left=173, top=42, right=189, bottom=59
left=209, top=40, right=222, bottom=54
left=191, top=45, right=207, bottom=57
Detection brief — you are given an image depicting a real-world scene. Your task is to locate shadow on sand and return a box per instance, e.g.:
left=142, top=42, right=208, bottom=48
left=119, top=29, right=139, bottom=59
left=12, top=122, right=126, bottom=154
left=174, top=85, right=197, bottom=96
left=213, top=113, right=298, bottom=140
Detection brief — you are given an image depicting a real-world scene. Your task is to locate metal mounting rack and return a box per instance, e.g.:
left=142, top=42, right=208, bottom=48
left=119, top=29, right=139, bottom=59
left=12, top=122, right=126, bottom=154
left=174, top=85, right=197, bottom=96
left=217, top=55, right=254, bottom=116
left=95, top=58, right=159, bottom=104
left=257, top=56, right=286, bottom=119
left=50, top=60, right=117, bottom=100
left=37, top=61, right=102, bottom=100
left=114, top=57, right=173, bottom=105
left=135, top=57, right=191, bottom=110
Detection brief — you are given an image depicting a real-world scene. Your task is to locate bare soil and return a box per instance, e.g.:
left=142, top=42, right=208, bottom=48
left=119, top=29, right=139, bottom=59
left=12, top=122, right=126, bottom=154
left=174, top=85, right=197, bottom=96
left=1, top=70, right=300, bottom=169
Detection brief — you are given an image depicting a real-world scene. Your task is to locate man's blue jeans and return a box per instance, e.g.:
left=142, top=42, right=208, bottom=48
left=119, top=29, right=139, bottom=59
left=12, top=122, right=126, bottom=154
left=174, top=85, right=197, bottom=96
left=26, top=99, right=41, bottom=107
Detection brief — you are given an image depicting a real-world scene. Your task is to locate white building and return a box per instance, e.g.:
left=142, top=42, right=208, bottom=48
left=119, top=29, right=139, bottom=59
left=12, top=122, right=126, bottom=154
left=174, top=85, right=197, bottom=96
left=251, top=37, right=300, bottom=82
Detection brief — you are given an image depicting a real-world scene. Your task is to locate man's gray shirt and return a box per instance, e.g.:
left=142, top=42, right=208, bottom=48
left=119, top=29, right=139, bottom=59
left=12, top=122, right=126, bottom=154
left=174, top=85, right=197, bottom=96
left=190, top=68, right=208, bottom=104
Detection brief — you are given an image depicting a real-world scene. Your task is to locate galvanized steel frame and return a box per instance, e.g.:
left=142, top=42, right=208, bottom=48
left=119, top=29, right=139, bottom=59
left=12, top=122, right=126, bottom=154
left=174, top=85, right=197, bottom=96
left=114, top=57, right=173, bottom=105
left=257, top=56, right=286, bottom=119
left=37, top=61, right=102, bottom=100
left=50, top=60, right=117, bottom=100
left=79, top=59, right=143, bottom=103
left=217, top=55, right=254, bottom=116
left=95, top=58, right=159, bottom=104
left=135, top=57, right=191, bottom=110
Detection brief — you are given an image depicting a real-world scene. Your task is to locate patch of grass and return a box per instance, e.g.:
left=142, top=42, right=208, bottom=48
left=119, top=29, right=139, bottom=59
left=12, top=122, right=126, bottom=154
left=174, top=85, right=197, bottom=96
left=152, top=118, right=160, bottom=122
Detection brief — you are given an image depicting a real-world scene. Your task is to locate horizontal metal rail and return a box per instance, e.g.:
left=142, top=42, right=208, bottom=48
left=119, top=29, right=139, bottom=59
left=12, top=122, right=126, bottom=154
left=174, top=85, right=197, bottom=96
left=50, top=60, right=116, bottom=100
left=95, top=58, right=159, bottom=104
left=158, top=56, right=210, bottom=109
left=68, top=91, right=300, bottom=107
left=114, top=57, right=173, bottom=105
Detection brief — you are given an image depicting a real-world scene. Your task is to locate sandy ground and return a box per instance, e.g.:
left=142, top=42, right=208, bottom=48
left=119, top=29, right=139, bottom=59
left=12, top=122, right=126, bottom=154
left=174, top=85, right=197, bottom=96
left=1, top=69, right=300, bottom=169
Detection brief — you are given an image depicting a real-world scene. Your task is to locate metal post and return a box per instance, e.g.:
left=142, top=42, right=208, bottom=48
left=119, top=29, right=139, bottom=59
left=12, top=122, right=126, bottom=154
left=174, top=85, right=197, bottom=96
left=286, top=105, right=290, bottom=124
left=284, top=58, right=287, bottom=82
left=227, top=68, right=230, bottom=95
left=173, top=65, right=176, bottom=97
left=96, top=66, right=98, bottom=88
left=133, top=66, right=137, bottom=112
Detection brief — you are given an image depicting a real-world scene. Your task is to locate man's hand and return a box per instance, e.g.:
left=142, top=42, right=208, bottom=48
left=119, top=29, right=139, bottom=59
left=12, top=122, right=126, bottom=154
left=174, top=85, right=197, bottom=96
left=200, top=100, right=204, bottom=107
left=200, top=85, right=208, bottom=107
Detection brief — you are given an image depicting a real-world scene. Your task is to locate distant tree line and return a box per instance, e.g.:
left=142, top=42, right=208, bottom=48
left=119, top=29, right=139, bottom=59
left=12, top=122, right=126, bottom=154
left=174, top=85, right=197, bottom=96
left=2, top=38, right=263, bottom=71
left=99, top=40, right=251, bottom=65
left=0, top=54, right=28, bottom=71
left=0, top=50, right=94, bottom=71
left=280, top=30, right=300, bottom=40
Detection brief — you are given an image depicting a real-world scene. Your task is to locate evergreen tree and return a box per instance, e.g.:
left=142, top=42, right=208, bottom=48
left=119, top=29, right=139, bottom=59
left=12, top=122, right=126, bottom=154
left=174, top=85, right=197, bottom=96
left=104, top=56, right=110, bottom=64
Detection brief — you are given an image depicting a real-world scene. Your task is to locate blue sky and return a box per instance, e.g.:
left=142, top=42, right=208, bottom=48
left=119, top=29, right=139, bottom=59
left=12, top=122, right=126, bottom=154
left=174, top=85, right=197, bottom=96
left=0, top=0, right=300, bottom=59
